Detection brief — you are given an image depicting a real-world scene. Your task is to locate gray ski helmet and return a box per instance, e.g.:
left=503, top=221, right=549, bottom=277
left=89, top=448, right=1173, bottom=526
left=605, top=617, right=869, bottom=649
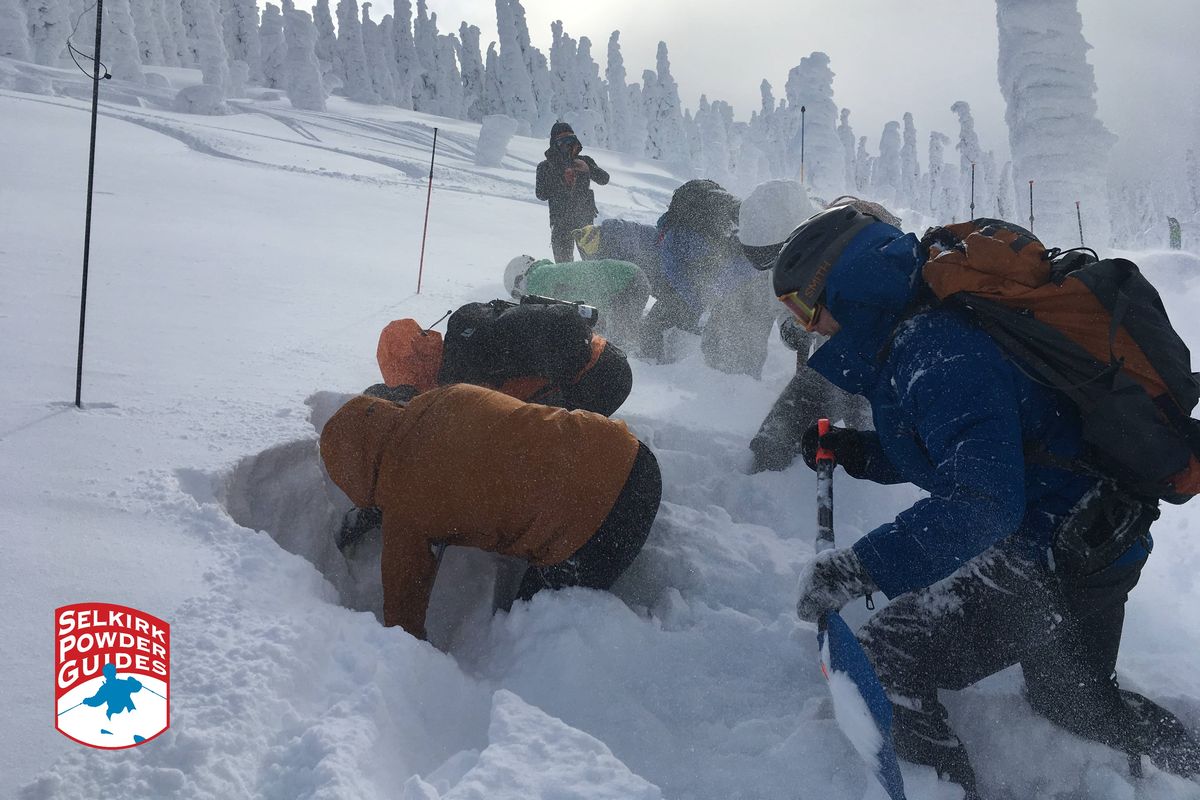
left=770, top=204, right=877, bottom=323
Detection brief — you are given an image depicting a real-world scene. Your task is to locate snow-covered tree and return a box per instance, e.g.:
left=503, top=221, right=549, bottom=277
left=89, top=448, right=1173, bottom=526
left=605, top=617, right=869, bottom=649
left=508, top=0, right=551, bottom=130
left=928, top=130, right=960, bottom=222
left=698, top=94, right=732, bottom=185
left=643, top=42, right=690, bottom=174
left=336, top=0, right=376, bottom=102
left=24, top=0, right=69, bottom=65
left=457, top=22, right=484, bottom=120
left=492, top=0, right=535, bottom=127
left=625, top=81, right=648, bottom=160
left=130, top=0, right=164, bottom=66
left=479, top=41, right=501, bottom=117
left=575, top=35, right=606, bottom=147
left=997, top=159, right=1015, bottom=218
left=361, top=3, right=395, bottom=104
left=605, top=31, right=638, bottom=157
left=837, top=108, right=856, bottom=192
left=854, top=136, right=871, bottom=193
left=996, top=0, right=1116, bottom=245
left=951, top=100, right=985, bottom=219
left=102, top=0, right=144, bottom=82
left=389, top=0, right=416, bottom=108
left=548, top=20, right=579, bottom=120
left=311, top=0, right=340, bottom=86
left=0, top=0, right=32, bottom=60
left=782, top=52, right=845, bottom=199
left=161, top=0, right=189, bottom=65
left=408, top=0, right=435, bottom=110
left=283, top=7, right=324, bottom=109
left=901, top=112, right=920, bottom=210
left=432, top=32, right=463, bottom=118
left=150, top=0, right=180, bottom=66
left=259, top=3, right=286, bottom=88
left=222, top=0, right=260, bottom=83
left=180, top=0, right=226, bottom=87
left=873, top=121, right=901, bottom=206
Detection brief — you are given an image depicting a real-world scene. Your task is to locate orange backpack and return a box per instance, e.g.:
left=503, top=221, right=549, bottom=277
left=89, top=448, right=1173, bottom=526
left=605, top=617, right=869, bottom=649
left=376, top=319, right=444, bottom=393
left=922, top=220, right=1200, bottom=502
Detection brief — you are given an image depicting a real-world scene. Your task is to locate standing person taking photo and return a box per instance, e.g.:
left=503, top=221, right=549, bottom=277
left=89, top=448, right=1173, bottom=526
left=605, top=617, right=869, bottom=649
left=536, top=123, right=609, bottom=262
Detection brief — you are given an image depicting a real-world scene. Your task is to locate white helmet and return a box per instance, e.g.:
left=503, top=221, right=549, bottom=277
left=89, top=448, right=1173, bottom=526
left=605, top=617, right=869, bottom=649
left=503, top=255, right=536, bottom=297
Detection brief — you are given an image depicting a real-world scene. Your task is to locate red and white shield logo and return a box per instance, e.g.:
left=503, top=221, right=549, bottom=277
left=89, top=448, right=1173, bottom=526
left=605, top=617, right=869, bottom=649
left=55, top=603, right=170, bottom=749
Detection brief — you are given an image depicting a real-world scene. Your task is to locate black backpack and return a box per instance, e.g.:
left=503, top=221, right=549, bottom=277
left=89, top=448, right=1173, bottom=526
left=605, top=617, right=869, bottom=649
left=659, top=179, right=741, bottom=239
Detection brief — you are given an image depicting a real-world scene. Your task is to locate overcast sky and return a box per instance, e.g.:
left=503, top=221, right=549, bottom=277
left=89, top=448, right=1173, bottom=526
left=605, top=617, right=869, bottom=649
left=430, top=0, right=1198, bottom=174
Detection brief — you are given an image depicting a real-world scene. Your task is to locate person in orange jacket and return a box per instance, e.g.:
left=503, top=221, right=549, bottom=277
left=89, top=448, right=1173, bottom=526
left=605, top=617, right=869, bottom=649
left=320, top=384, right=661, bottom=640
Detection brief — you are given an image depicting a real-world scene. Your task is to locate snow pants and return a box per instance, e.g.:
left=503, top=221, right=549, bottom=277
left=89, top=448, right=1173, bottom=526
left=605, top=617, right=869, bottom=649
left=639, top=289, right=702, bottom=364
left=859, top=540, right=1198, bottom=793
left=515, top=442, right=661, bottom=600
left=699, top=270, right=777, bottom=380
left=551, top=225, right=577, bottom=262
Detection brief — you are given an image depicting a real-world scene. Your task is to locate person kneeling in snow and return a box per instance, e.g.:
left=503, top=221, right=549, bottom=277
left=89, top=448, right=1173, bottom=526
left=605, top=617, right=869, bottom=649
left=503, top=254, right=651, bottom=352
left=320, top=385, right=661, bottom=640
left=375, top=299, right=632, bottom=418
left=760, top=205, right=1200, bottom=797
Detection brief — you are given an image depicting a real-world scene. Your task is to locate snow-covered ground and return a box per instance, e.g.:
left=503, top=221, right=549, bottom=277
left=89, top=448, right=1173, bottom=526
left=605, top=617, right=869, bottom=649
left=4, top=60, right=1200, bottom=800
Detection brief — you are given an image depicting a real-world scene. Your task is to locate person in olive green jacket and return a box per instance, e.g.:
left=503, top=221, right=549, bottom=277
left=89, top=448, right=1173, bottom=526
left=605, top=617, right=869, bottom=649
left=503, top=254, right=650, bottom=351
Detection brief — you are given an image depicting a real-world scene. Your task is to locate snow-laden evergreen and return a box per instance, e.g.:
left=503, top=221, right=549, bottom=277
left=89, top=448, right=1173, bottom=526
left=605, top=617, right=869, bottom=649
left=928, top=130, right=957, bottom=220
left=388, top=0, right=416, bottom=109
left=24, top=0, right=69, bottom=66
left=900, top=112, right=920, bottom=211
left=574, top=35, right=606, bottom=148
left=854, top=136, right=871, bottom=193
left=283, top=5, right=323, bottom=109
left=0, top=0, right=31, bottom=60
left=492, top=0, right=536, bottom=129
left=457, top=22, right=483, bottom=121
left=221, top=0, right=260, bottom=85
left=431, top=32, right=462, bottom=118
left=311, top=0, right=340, bottom=89
left=604, top=31, right=638, bottom=157
left=151, top=0, right=181, bottom=66
left=643, top=41, right=690, bottom=175
left=131, top=0, right=165, bottom=67
left=336, top=0, right=376, bottom=103
left=102, top=0, right=145, bottom=82
left=782, top=52, right=845, bottom=200
left=179, top=0, right=226, bottom=87
left=409, top=0, right=434, bottom=110
left=873, top=121, right=901, bottom=207
left=696, top=95, right=732, bottom=186
left=837, top=108, right=856, bottom=193
left=258, top=2, right=285, bottom=89
left=360, top=3, right=395, bottom=105
left=997, top=0, right=1115, bottom=246
left=951, top=100, right=984, bottom=220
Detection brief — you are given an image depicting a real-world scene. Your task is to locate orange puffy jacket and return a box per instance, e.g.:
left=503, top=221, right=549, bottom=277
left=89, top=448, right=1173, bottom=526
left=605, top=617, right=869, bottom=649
left=319, top=384, right=639, bottom=639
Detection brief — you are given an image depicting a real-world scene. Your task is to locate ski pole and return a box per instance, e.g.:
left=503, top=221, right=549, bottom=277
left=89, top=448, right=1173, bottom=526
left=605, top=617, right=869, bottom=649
left=1028, top=180, right=1035, bottom=233
left=799, top=105, right=807, bottom=185
left=969, top=162, right=976, bottom=220
left=815, top=418, right=835, bottom=553
left=416, top=126, right=439, bottom=295
left=1075, top=200, right=1085, bottom=247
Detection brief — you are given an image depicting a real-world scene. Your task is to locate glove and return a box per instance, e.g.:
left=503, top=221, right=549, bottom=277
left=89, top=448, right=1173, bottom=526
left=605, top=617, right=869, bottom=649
left=801, top=424, right=872, bottom=475
left=796, top=547, right=877, bottom=622
left=574, top=225, right=602, bottom=258
left=779, top=317, right=813, bottom=353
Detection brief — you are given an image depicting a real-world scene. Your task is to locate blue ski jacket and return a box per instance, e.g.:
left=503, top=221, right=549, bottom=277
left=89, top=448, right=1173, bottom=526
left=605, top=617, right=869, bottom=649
left=807, top=223, right=1100, bottom=598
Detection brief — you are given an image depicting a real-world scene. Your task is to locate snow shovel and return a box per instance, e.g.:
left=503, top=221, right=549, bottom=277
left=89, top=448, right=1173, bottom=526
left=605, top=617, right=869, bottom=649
left=812, top=418, right=907, bottom=800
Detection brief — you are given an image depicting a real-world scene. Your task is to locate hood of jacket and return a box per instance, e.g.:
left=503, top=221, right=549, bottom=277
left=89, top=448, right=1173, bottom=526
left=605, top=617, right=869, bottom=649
left=319, top=395, right=408, bottom=509
left=806, top=223, right=925, bottom=395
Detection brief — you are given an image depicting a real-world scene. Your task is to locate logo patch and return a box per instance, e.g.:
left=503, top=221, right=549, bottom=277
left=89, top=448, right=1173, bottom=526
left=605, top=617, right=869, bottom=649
left=55, top=603, right=170, bottom=749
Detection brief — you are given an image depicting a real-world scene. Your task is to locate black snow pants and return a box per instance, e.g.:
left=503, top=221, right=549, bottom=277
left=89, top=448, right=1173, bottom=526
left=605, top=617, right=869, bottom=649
left=515, top=442, right=661, bottom=600
left=551, top=225, right=577, bottom=262
left=860, top=539, right=1199, bottom=794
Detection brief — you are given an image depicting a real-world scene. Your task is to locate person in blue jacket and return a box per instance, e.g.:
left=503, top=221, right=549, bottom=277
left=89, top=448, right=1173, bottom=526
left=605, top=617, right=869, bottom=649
left=576, top=180, right=777, bottom=377
left=763, top=205, right=1199, bottom=797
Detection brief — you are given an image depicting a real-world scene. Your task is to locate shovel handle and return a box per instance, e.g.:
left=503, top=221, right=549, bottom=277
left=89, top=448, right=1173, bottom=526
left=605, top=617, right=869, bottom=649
left=815, top=418, right=835, bottom=553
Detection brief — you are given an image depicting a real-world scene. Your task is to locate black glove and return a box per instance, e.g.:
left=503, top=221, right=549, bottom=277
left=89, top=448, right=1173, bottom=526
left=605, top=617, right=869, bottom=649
left=800, top=424, right=872, bottom=475
left=796, top=547, right=877, bottom=622
left=779, top=317, right=813, bottom=353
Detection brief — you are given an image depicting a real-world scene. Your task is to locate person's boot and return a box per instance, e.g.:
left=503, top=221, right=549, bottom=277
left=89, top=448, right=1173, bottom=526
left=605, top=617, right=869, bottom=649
left=891, top=703, right=982, bottom=798
left=336, top=506, right=383, bottom=552
left=1119, top=690, right=1200, bottom=777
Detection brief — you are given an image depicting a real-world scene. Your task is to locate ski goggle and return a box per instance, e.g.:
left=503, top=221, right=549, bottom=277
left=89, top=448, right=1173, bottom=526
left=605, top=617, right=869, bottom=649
left=778, top=290, right=824, bottom=331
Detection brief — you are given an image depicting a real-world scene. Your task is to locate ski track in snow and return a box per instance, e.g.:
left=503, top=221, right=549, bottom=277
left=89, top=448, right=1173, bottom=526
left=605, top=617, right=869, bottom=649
left=5, top=62, right=1200, bottom=800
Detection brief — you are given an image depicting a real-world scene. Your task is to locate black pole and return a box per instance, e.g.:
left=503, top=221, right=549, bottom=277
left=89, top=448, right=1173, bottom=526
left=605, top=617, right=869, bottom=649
left=416, top=126, right=438, bottom=294
left=969, top=162, right=976, bottom=220
left=799, top=105, right=806, bottom=185
left=1028, top=180, right=1035, bottom=233
left=75, top=0, right=106, bottom=408
left=1075, top=200, right=1085, bottom=246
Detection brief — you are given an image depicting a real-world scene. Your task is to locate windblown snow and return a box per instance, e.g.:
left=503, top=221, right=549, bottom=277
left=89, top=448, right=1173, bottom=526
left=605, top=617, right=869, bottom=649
left=4, top=61, right=1200, bottom=800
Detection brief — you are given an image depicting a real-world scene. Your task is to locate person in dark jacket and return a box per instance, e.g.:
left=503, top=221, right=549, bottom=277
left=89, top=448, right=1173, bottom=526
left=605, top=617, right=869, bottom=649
left=535, top=122, right=610, bottom=262
left=374, top=302, right=631, bottom=417
left=763, top=206, right=1200, bottom=797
